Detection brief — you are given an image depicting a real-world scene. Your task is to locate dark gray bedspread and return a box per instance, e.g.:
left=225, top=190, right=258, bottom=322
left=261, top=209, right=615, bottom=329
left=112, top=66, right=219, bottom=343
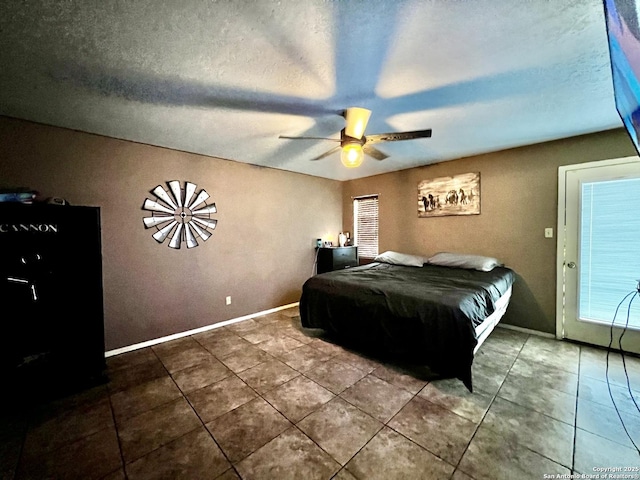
left=299, top=262, right=515, bottom=391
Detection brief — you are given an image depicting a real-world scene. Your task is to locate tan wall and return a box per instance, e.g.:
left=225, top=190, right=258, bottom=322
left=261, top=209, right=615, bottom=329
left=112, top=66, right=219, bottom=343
left=2, top=115, right=633, bottom=345
left=0, top=116, right=342, bottom=350
left=343, top=129, right=636, bottom=334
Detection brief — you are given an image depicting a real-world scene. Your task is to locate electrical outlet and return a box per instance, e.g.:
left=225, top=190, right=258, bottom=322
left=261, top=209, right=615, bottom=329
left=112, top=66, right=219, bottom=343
left=545, top=228, right=553, bottom=238
left=225, top=296, right=231, bottom=305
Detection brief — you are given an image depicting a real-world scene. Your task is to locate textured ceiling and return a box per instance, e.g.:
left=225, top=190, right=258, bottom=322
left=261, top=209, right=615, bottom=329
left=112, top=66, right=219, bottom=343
left=0, top=0, right=623, bottom=181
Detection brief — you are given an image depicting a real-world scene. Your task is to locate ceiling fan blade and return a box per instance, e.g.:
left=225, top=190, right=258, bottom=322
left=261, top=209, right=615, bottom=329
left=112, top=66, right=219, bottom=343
left=365, top=129, right=432, bottom=144
left=311, top=145, right=341, bottom=161
left=363, top=145, right=388, bottom=161
left=344, top=107, right=371, bottom=140
left=52, top=62, right=339, bottom=117
left=279, top=135, right=341, bottom=142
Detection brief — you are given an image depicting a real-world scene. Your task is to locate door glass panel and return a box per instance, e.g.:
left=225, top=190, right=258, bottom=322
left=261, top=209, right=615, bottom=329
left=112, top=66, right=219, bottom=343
left=578, top=177, right=640, bottom=328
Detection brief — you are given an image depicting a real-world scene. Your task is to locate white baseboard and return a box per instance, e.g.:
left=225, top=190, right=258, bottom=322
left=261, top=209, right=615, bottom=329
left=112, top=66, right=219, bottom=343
left=497, top=323, right=556, bottom=338
left=105, top=302, right=300, bottom=358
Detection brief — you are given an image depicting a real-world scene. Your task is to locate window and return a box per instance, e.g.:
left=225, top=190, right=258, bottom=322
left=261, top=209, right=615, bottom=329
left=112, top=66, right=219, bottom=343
left=578, top=177, right=640, bottom=328
left=353, top=195, right=379, bottom=258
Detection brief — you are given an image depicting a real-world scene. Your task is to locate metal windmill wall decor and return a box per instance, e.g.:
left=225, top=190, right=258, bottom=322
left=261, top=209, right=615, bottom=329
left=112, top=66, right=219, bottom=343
left=142, top=180, right=217, bottom=249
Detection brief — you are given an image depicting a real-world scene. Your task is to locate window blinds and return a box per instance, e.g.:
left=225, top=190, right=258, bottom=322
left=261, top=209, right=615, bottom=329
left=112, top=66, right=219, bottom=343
left=354, top=195, right=379, bottom=258
left=579, top=177, right=640, bottom=328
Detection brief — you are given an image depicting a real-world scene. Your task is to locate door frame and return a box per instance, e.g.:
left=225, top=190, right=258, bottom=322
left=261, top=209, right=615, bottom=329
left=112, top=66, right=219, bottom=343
left=556, top=156, right=640, bottom=341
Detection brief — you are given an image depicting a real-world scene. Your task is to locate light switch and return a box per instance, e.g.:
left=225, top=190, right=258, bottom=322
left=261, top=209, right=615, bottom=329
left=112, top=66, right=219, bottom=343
left=545, top=228, right=553, bottom=238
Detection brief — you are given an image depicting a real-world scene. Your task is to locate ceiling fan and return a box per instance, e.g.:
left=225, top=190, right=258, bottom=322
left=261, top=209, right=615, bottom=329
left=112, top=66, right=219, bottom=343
left=279, top=107, right=432, bottom=168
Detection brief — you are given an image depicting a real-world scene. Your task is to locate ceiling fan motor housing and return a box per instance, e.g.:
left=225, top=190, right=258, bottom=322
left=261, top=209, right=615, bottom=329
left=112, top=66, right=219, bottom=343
left=340, top=128, right=365, bottom=147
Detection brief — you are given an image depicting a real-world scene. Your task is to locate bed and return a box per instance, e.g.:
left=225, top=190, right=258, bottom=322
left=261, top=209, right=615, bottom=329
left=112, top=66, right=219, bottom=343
left=299, top=252, right=516, bottom=392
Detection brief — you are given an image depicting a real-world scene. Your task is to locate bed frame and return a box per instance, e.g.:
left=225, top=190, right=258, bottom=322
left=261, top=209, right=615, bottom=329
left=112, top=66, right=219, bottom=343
left=474, top=286, right=512, bottom=354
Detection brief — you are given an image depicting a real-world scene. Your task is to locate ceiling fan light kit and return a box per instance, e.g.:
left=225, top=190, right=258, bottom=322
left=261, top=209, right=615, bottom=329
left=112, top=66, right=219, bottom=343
left=340, top=143, right=364, bottom=168
left=280, top=106, right=432, bottom=168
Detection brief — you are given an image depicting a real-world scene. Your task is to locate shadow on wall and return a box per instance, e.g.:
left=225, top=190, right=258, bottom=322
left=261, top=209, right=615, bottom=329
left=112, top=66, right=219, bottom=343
left=502, top=273, right=555, bottom=335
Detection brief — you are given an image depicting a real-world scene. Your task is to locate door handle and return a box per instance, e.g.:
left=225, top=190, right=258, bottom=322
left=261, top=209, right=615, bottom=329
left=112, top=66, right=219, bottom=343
left=567, top=261, right=576, bottom=269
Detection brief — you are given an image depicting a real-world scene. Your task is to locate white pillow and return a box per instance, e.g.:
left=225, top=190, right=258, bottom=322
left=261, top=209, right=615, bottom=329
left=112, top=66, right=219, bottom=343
left=374, top=251, right=426, bottom=268
left=427, top=252, right=502, bottom=272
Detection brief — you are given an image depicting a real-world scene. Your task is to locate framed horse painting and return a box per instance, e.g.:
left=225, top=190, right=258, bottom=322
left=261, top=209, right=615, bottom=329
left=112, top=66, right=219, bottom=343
left=417, top=172, right=480, bottom=217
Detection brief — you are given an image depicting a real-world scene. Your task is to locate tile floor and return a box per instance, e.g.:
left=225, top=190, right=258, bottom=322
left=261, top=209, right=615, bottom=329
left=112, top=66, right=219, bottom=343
left=2, top=307, right=640, bottom=479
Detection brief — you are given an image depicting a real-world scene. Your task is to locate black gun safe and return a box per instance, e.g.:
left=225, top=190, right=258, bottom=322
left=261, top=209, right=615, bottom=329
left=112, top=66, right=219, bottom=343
left=0, top=203, right=105, bottom=401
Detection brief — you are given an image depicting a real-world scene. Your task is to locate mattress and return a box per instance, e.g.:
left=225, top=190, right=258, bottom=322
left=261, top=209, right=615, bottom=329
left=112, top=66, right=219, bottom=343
left=300, top=262, right=516, bottom=391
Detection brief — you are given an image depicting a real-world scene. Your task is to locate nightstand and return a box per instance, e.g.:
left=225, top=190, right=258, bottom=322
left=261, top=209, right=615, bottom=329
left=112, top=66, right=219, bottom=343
left=317, top=246, right=358, bottom=274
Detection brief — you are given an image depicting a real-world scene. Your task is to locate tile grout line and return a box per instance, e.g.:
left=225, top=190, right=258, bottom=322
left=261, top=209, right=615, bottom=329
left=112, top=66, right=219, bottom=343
left=7, top=313, right=295, bottom=480
left=15, top=312, right=612, bottom=479
left=481, top=336, right=582, bottom=472
left=292, top=337, right=507, bottom=477
left=514, top=337, right=581, bottom=470
left=10, top=412, right=28, bottom=480
left=182, top=323, right=338, bottom=475
left=234, top=344, right=357, bottom=477
left=572, top=346, right=581, bottom=474
left=164, top=338, right=245, bottom=479
left=202, top=332, right=346, bottom=476
left=240, top=335, right=419, bottom=476
left=288, top=378, right=388, bottom=478
left=447, top=333, right=530, bottom=478
left=109, top=345, right=217, bottom=475
left=106, top=390, right=129, bottom=480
